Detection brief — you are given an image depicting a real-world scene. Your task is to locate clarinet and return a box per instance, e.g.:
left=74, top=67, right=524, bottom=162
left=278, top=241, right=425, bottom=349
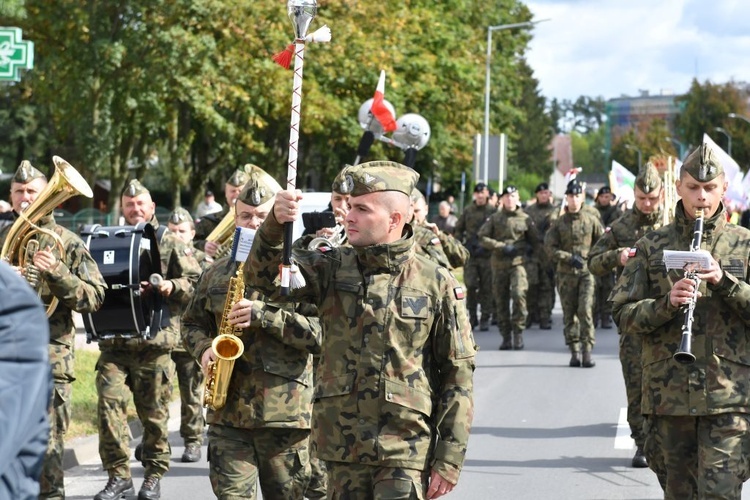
left=673, top=209, right=704, bottom=364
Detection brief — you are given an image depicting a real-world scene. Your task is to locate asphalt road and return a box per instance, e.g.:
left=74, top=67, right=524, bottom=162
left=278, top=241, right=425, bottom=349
left=63, top=307, right=750, bottom=499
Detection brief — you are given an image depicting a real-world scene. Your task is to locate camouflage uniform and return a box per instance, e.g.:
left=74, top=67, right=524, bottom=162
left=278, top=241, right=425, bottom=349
left=478, top=205, right=539, bottom=349
left=194, top=168, right=250, bottom=251
left=593, top=202, right=624, bottom=327
left=454, top=201, right=496, bottom=329
left=246, top=161, right=476, bottom=497
left=0, top=210, right=106, bottom=500
left=545, top=194, right=603, bottom=362
left=524, top=200, right=558, bottom=328
left=96, top=215, right=201, bottom=481
left=412, top=222, right=469, bottom=270
left=182, top=257, right=318, bottom=499
left=589, top=205, right=663, bottom=450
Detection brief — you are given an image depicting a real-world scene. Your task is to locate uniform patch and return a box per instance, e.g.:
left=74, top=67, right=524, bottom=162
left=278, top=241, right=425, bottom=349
left=628, top=248, right=637, bottom=258
left=430, top=237, right=441, bottom=246
left=401, top=295, right=429, bottom=318
left=183, top=247, right=193, bottom=256
left=605, top=227, right=612, bottom=233
left=317, top=245, right=333, bottom=253
left=454, top=287, right=465, bottom=300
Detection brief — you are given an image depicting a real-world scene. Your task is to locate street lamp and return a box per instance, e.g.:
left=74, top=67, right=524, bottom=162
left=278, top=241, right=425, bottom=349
left=714, top=126, right=732, bottom=156
left=483, top=19, right=549, bottom=187
left=664, top=137, right=686, bottom=160
left=728, top=112, right=750, bottom=126
left=624, top=144, right=642, bottom=169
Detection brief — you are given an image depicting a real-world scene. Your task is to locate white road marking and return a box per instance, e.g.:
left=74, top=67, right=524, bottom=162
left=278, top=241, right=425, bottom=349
left=615, top=407, right=635, bottom=449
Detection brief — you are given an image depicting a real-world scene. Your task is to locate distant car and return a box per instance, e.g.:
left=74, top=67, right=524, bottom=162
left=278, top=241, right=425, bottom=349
left=293, top=191, right=332, bottom=241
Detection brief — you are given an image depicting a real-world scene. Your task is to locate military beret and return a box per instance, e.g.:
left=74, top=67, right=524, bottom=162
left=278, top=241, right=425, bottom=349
left=331, top=166, right=354, bottom=194
left=227, top=168, right=250, bottom=187
left=236, top=164, right=282, bottom=206
left=635, top=162, right=662, bottom=194
left=337, top=161, right=419, bottom=198
left=122, top=179, right=150, bottom=198
left=168, top=207, right=193, bottom=225
left=12, top=160, right=46, bottom=184
left=566, top=180, right=583, bottom=195
left=535, top=182, right=549, bottom=193
left=596, top=185, right=612, bottom=198
left=473, top=182, right=488, bottom=193
left=681, top=143, right=723, bottom=182
left=501, top=185, right=518, bottom=196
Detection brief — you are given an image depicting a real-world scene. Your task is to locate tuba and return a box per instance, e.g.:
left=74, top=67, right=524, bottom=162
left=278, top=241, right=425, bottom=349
left=1, top=156, right=93, bottom=316
left=205, top=205, right=236, bottom=260
left=203, top=262, right=246, bottom=410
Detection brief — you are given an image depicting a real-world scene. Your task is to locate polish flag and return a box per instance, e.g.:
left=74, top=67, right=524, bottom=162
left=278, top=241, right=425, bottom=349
left=371, top=70, right=397, bottom=133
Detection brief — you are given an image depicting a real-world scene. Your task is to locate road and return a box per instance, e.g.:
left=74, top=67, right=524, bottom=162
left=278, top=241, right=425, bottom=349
left=63, top=306, right=750, bottom=500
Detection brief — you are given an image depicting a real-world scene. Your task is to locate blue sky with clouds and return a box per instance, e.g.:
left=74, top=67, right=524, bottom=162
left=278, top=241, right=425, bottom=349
left=525, top=0, right=750, bottom=102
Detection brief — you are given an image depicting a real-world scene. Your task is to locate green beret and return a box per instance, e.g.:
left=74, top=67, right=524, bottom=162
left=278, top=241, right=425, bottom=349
left=12, top=160, right=46, bottom=184
left=681, top=144, right=723, bottom=182
left=122, top=179, right=150, bottom=198
left=168, top=207, right=193, bottom=225
left=338, top=161, right=419, bottom=198
left=635, top=162, right=662, bottom=194
left=227, top=168, right=250, bottom=187
left=331, top=166, right=353, bottom=194
left=237, top=164, right=282, bottom=206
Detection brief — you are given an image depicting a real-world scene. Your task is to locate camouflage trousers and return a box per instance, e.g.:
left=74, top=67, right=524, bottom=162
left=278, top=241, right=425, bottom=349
left=643, top=413, right=750, bottom=499
left=525, top=259, right=555, bottom=323
left=492, top=264, right=528, bottom=337
left=618, top=331, right=644, bottom=447
left=171, top=350, right=205, bottom=445
left=39, top=381, right=71, bottom=500
left=306, top=456, right=328, bottom=499
left=464, top=256, right=493, bottom=322
left=207, top=424, right=311, bottom=499
left=326, top=462, right=429, bottom=500
left=594, top=271, right=615, bottom=322
left=96, top=348, right=174, bottom=479
left=556, top=272, right=595, bottom=352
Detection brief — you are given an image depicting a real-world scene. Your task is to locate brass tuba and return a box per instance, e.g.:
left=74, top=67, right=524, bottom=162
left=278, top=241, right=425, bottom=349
left=205, top=205, right=236, bottom=260
left=1, top=156, right=94, bottom=316
left=203, top=262, right=246, bottom=410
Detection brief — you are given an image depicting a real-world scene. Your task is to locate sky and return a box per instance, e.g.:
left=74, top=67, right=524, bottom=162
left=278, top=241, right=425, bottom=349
left=525, top=0, right=750, bottom=102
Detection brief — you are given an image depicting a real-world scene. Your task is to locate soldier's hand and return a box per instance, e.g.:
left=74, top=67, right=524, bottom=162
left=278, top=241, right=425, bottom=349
left=424, top=222, right=440, bottom=236
left=618, top=248, right=630, bottom=267
left=156, top=279, right=174, bottom=297
left=570, top=254, right=585, bottom=269
left=32, top=247, right=58, bottom=272
left=228, top=298, right=254, bottom=328
left=426, top=470, right=454, bottom=499
left=201, top=348, right=217, bottom=375
left=204, top=240, right=219, bottom=258
left=697, top=256, right=723, bottom=285
left=669, top=276, right=702, bottom=307
left=274, top=189, right=303, bottom=223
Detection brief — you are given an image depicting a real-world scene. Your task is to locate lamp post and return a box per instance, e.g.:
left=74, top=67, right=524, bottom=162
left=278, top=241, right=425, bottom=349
left=728, top=112, right=750, bottom=126
left=665, top=137, right=686, bottom=160
left=624, top=144, right=642, bottom=169
left=483, top=19, right=548, bottom=186
left=714, top=126, right=732, bottom=156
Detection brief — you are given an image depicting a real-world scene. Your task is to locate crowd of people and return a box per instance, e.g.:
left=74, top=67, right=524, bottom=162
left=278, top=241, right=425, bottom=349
left=2, top=141, right=750, bottom=500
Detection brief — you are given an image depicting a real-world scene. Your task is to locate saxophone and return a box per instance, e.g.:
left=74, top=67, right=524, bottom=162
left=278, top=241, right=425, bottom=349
left=203, top=262, right=246, bottom=410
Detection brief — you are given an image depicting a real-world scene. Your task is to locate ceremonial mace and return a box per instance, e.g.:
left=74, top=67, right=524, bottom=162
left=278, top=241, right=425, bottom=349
left=274, top=0, right=330, bottom=295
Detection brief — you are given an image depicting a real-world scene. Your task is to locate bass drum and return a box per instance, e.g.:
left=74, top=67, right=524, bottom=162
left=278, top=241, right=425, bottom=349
left=81, top=222, right=163, bottom=341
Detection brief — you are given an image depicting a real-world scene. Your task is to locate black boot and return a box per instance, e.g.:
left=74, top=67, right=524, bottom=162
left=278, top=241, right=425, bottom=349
left=499, top=335, right=513, bottom=350
left=182, top=443, right=201, bottom=463
left=94, top=476, right=134, bottom=500
left=582, top=350, right=596, bottom=368
left=569, top=351, right=581, bottom=367
left=513, top=332, right=524, bottom=350
left=134, top=442, right=143, bottom=461
left=138, top=476, right=161, bottom=500
left=600, top=315, right=612, bottom=329
left=539, top=318, right=551, bottom=330
left=631, top=447, right=648, bottom=468
left=479, top=318, right=489, bottom=332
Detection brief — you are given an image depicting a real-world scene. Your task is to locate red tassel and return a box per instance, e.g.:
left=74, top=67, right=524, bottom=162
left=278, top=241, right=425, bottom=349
left=272, top=44, right=294, bottom=69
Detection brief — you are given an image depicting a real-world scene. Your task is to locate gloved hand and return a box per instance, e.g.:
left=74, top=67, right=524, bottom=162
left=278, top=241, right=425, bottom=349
left=570, top=254, right=585, bottom=269
left=502, top=244, right=518, bottom=257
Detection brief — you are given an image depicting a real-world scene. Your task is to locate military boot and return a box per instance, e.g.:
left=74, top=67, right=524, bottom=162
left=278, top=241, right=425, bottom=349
left=469, top=314, right=478, bottom=329
left=631, top=447, right=648, bottom=468
left=499, top=334, right=513, bottom=350
left=94, top=476, right=134, bottom=500
left=600, top=315, right=612, bottom=329
left=479, top=318, right=489, bottom=332
left=582, top=350, right=596, bottom=368
left=569, top=351, right=581, bottom=367
left=539, top=317, right=551, bottom=330
left=513, top=332, right=524, bottom=350
left=138, top=476, right=161, bottom=500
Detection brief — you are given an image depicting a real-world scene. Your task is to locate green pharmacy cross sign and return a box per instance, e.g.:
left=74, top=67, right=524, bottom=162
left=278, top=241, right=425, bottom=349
left=0, top=27, right=34, bottom=82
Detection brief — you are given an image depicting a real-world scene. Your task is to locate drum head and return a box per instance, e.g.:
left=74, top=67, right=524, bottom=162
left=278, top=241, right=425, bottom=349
left=82, top=222, right=163, bottom=340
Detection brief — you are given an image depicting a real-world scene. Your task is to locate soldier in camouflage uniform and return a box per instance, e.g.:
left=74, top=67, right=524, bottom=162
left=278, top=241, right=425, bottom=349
left=410, top=188, right=469, bottom=270
left=183, top=166, right=319, bottom=499
left=524, top=183, right=558, bottom=329
left=478, top=185, right=539, bottom=350
left=94, top=180, right=201, bottom=500
left=588, top=163, right=664, bottom=469
left=194, top=167, right=250, bottom=255
left=246, top=161, right=476, bottom=499
left=545, top=180, right=604, bottom=368
left=611, top=144, right=750, bottom=499
left=593, top=186, right=623, bottom=329
left=0, top=161, right=107, bottom=500
left=454, top=182, right=496, bottom=330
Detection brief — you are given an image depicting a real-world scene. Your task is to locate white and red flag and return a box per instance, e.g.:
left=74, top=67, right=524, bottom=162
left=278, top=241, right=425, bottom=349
left=370, top=70, right=397, bottom=133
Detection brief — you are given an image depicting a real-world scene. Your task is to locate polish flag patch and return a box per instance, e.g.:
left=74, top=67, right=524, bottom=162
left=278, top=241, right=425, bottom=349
left=454, top=287, right=465, bottom=300
left=628, top=248, right=637, bottom=258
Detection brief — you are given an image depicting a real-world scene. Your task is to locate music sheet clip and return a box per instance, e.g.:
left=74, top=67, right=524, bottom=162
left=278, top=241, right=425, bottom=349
left=663, top=249, right=712, bottom=271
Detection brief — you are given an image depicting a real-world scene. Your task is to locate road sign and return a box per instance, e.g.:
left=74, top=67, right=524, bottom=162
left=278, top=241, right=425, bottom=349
left=0, top=27, right=34, bottom=82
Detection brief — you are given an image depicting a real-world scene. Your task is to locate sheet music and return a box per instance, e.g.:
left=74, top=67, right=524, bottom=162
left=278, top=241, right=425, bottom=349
left=234, top=227, right=256, bottom=263
left=663, top=249, right=712, bottom=271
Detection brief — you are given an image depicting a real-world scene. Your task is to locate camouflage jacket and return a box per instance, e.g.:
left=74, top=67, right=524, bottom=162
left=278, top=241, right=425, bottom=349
left=478, top=207, right=539, bottom=269
left=524, top=201, right=558, bottom=239
left=182, top=257, right=317, bottom=429
left=544, top=208, right=604, bottom=275
left=453, top=202, right=496, bottom=259
left=412, top=222, right=469, bottom=270
left=0, top=214, right=106, bottom=382
left=610, top=202, right=750, bottom=416
left=99, top=216, right=201, bottom=352
left=193, top=204, right=230, bottom=251
left=588, top=206, right=663, bottom=279
left=596, top=203, right=624, bottom=227
left=246, top=215, right=477, bottom=484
